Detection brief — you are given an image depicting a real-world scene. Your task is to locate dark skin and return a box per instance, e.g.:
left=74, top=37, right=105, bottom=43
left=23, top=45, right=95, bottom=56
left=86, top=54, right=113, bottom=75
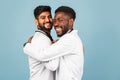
left=28, top=36, right=33, bottom=43
left=53, top=12, right=84, bottom=53
left=53, top=12, right=74, bottom=37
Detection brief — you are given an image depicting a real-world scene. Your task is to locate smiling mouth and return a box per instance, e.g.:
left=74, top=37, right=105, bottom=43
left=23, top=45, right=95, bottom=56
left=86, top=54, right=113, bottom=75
left=44, top=23, right=52, bottom=27
left=55, top=27, right=62, bottom=32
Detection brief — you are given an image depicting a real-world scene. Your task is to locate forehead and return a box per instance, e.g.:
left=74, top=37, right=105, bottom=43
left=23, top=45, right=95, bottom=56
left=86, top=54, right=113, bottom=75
left=39, top=11, right=51, bottom=16
left=54, top=12, right=69, bottom=19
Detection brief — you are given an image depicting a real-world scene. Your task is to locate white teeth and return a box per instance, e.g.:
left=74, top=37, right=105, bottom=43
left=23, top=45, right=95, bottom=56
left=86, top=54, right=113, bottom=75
left=45, top=23, right=51, bottom=27
left=55, top=27, right=61, bottom=31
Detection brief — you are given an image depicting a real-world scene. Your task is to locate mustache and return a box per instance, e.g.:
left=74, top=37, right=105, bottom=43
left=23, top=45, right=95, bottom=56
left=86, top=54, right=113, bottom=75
left=44, top=22, right=52, bottom=24
left=54, top=26, right=62, bottom=29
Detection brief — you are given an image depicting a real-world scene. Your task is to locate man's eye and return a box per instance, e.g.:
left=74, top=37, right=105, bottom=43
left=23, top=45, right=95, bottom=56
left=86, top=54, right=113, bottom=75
left=53, top=19, right=64, bottom=23
left=48, top=15, right=52, bottom=18
left=40, top=16, right=45, bottom=19
left=59, top=19, right=63, bottom=22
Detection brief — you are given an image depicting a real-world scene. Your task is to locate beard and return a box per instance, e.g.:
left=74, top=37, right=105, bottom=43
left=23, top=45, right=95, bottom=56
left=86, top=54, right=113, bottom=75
left=56, top=25, right=69, bottom=37
left=37, top=22, right=52, bottom=31
left=38, top=25, right=50, bottom=31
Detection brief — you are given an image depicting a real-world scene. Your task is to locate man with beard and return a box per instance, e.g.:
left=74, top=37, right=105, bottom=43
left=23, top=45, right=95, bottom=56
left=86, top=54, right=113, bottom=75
left=24, top=6, right=84, bottom=80
left=23, top=5, right=59, bottom=80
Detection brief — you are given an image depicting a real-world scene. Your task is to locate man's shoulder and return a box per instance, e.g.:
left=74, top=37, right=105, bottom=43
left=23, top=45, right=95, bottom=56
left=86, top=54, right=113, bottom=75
left=63, top=30, right=78, bottom=37
left=59, top=33, right=75, bottom=41
left=32, top=32, right=51, bottom=44
left=34, top=32, right=49, bottom=39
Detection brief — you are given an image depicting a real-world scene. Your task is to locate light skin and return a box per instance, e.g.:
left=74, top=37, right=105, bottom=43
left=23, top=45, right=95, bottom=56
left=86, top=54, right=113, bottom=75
left=28, top=11, right=53, bottom=43
left=35, top=11, right=53, bottom=34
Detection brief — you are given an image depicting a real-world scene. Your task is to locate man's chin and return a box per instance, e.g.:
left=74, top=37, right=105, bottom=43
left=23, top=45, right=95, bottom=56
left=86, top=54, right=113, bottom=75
left=47, top=27, right=52, bottom=30
left=44, top=26, right=52, bottom=30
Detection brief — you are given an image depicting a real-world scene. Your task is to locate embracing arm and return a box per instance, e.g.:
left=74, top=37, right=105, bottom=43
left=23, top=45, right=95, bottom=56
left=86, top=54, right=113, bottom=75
left=44, top=58, right=59, bottom=71
left=23, top=36, right=59, bottom=71
left=23, top=34, right=75, bottom=61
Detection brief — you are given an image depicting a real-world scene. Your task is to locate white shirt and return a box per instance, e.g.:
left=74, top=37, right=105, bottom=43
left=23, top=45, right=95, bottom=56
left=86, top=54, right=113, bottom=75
left=24, top=30, right=58, bottom=80
left=24, top=30, right=84, bottom=80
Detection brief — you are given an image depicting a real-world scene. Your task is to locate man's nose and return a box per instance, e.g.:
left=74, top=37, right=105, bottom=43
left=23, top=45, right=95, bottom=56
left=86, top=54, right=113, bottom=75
left=45, top=18, right=50, bottom=22
left=53, top=20, right=58, bottom=27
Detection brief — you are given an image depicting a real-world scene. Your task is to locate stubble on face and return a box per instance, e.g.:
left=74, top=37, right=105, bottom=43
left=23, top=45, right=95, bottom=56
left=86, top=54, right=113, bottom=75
left=36, top=12, right=53, bottom=32
left=54, top=12, right=70, bottom=37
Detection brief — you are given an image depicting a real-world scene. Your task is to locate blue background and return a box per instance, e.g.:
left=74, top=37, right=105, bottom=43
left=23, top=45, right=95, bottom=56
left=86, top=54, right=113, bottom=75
left=0, top=0, right=120, bottom=80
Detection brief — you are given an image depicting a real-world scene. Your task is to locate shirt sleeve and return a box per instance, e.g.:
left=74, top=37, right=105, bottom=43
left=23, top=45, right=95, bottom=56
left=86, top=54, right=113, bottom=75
left=23, top=33, right=60, bottom=71
left=44, top=58, right=59, bottom=71
left=23, top=44, right=60, bottom=71
left=23, top=34, right=75, bottom=61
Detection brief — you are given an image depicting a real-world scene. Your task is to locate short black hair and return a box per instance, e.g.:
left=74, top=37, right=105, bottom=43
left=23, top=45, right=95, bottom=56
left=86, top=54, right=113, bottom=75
left=34, top=5, right=51, bottom=19
left=55, top=6, right=76, bottom=20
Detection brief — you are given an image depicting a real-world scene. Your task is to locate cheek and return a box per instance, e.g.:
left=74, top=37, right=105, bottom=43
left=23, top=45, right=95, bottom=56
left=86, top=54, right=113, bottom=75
left=50, top=19, right=53, bottom=22
left=40, top=20, right=44, bottom=23
left=39, top=21, right=44, bottom=25
left=38, top=19, right=44, bottom=23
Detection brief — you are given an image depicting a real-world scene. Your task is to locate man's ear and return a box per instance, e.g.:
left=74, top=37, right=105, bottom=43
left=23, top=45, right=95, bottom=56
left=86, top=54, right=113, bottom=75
left=69, top=18, right=74, bottom=26
left=34, top=19, right=38, bottom=26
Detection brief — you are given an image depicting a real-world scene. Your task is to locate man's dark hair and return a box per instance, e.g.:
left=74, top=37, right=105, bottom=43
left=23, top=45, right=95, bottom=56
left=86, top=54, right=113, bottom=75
left=55, top=6, right=76, bottom=20
left=34, top=5, right=51, bottom=19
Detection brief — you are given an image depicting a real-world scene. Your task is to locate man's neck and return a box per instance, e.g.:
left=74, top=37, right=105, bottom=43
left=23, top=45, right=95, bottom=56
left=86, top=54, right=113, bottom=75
left=44, top=30, right=50, bottom=35
left=38, top=29, right=50, bottom=35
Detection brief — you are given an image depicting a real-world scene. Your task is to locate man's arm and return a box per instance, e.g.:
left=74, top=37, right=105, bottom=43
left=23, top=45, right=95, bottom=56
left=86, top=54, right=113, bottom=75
left=23, top=34, right=76, bottom=61
left=44, top=58, right=59, bottom=71
left=23, top=36, right=59, bottom=71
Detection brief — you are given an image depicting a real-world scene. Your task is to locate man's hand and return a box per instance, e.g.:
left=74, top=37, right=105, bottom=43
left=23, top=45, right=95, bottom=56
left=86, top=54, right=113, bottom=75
left=28, top=36, right=33, bottom=43
left=23, top=36, right=33, bottom=47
